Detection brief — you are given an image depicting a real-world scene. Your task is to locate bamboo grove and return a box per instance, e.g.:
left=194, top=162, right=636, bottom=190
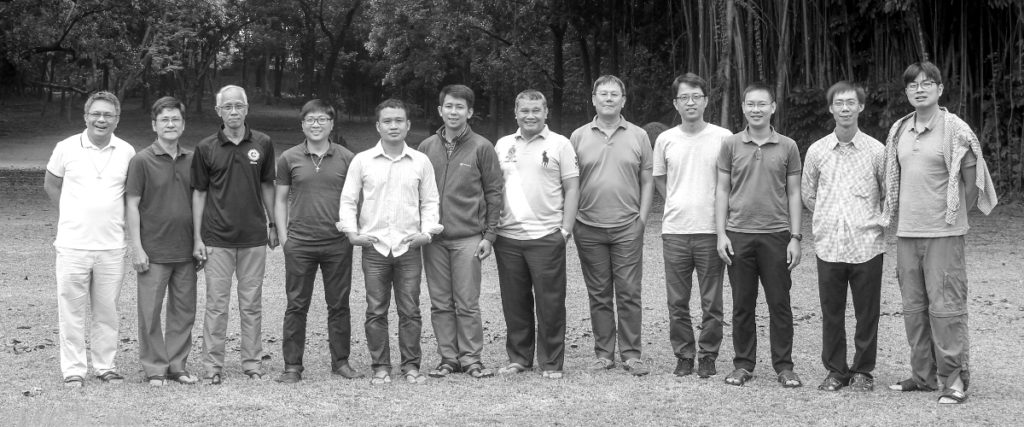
left=1, top=0, right=1022, bottom=195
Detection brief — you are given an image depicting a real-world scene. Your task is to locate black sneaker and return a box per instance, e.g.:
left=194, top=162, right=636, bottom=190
left=674, top=358, right=694, bottom=377
left=697, top=357, right=717, bottom=378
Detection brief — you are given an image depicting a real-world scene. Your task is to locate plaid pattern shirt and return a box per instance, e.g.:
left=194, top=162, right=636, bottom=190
left=801, top=131, right=886, bottom=263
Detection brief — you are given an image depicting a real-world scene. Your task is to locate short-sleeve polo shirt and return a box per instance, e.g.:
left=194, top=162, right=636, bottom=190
left=570, top=116, right=653, bottom=228
left=276, top=142, right=354, bottom=243
left=191, top=127, right=275, bottom=248
left=716, top=127, right=802, bottom=233
left=46, top=131, right=136, bottom=250
left=126, top=142, right=194, bottom=263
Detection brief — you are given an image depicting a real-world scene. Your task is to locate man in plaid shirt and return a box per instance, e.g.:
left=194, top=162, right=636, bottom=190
left=801, top=81, right=885, bottom=392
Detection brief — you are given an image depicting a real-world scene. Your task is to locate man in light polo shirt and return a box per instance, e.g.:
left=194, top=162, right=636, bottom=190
left=418, top=85, right=503, bottom=379
left=801, top=82, right=886, bottom=392
left=653, top=73, right=732, bottom=378
left=273, top=99, right=360, bottom=384
left=126, top=96, right=199, bottom=387
left=192, top=85, right=278, bottom=384
left=716, top=83, right=803, bottom=388
left=338, top=98, right=442, bottom=385
left=570, top=75, right=654, bottom=376
left=44, top=91, right=136, bottom=387
left=493, top=89, right=579, bottom=379
left=882, top=61, right=997, bottom=404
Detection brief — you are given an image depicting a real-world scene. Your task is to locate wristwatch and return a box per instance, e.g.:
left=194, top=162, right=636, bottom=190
left=423, top=233, right=432, bottom=243
left=790, top=232, right=802, bottom=242
left=559, top=227, right=572, bottom=240
left=268, top=222, right=276, bottom=229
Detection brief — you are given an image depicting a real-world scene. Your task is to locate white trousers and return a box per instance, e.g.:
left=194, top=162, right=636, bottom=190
left=55, top=247, right=126, bottom=378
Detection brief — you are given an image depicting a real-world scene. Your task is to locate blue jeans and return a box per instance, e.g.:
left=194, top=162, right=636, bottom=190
left=362, top=247, right=423, bottom=372
left=663, top=234, right=724, bottom=360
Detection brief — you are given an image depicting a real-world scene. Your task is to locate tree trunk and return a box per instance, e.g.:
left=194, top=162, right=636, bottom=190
left=576, top=30, right=592, bottom=92
left=274, top=55, right=284, bottom=99
left=719, top=0, right=736, bottom=128
left=550, top=13, right=566, bottom=132
left=774, top=0, right=792, bottom=130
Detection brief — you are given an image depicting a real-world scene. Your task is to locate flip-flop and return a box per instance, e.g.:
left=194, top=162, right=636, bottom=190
left=778, top=370, right=803, bottom=388
left=888, top=378, right=934, bottom=392
left=725, top=368, right=753, bottom=386
left=498, top=363, right=528, bottom=375
left=938, top=388, right=968, bottom=404
left=465, top=364, right=494, bottom=378
left=542, top=370, right=564, bottom=379
left=428, top=362, right=457, bottom=378
left=63, top=375, right=85, bottom=388
left=403, top=370, right=427, bottom=384
left=370, top=370, right=391, bottom=385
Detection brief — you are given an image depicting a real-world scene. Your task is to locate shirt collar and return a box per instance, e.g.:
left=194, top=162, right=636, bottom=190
left=909, top=109, right=945, bottom=134
left=828, top=130, right=867, bottom=150
left=514, top=125, right=550, bottom=143
left=438, top=125, right=471, bottom=144
left=302, top=141, right=334, bottom=158
left=216, top=125, right=252, bottom=145
left=150, top=140, right=191, bottom=157
left=738, top=126, right=780, bottom=144
left=79, top=131, right=121, bottom=151
left=589, top=115, right=627, bottom=131
left=370, top=141, right=412, bottom=160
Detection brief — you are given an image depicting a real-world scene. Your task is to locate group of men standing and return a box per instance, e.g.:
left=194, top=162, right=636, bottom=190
left=45, top=60, right=995, bottom=405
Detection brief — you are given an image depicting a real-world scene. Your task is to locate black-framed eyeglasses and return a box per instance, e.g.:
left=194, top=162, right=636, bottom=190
left=303, top=116, right=332, bottom=125
left=906, top=80, right=936, bottom=91
left=675, top=94, right=706, bottom=103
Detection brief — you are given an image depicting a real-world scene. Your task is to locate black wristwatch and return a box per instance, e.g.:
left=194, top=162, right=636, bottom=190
left=268, top=223, right=276, bottom=229
left=790, top=232, right=802, bottom=242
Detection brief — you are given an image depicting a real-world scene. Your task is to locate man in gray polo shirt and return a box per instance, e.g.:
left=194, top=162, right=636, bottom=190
left=126, top=96, right=199, bottom=387
left=570, top=75, right=654, bottom=376
left=273, top=100, right=359, bottom=384
left=716, top=83, right=803, bottom=388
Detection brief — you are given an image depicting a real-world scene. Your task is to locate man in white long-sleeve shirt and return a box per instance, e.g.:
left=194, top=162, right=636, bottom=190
left=337, top=98, right=442, bottom=385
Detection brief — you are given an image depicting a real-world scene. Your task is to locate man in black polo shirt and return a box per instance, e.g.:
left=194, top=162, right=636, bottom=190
left=127, top=96, right=199, bottom=386
left=192, top=85, right=278, bottom=384
left=273, top=100, right=359, bottom=383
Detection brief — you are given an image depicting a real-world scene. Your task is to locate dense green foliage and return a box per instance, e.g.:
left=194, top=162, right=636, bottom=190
left=1, top=0, right=1022, bottom=195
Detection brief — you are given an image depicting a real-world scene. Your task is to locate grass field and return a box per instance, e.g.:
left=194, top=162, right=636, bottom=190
left=1, top=100, right=1023, bottom=425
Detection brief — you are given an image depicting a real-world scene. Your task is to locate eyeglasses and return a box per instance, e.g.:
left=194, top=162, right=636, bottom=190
left=905, top=80, right=936, bottom=91
left=217, top=103, right=248, bottom=112
left=157, top=117, right=183, bottom=125
left=675, top=94, right=706, bottom=103
left=831, top=100, right=859, bottom=108
left=87, top=112, right=119, bottom=120
left=303, top=116, right=332, bottom=125
left=594, top=91, right=623, bottom=99
left=743, top=102, right=771, bottom=110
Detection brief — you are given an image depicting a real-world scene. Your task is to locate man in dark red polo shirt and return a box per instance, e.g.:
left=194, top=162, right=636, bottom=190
left=191, top=85, right=278, bottom=384
left=127, top=96, right=199, bottom=387
left=273, top=99, right=359, bottom=384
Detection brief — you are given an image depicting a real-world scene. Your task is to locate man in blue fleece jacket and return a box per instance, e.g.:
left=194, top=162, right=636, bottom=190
left=418, top=84, right=504, bottom=379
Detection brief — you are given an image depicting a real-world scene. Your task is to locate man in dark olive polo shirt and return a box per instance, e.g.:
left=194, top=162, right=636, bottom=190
left=127, top=96, right=199, bottom=387
left=273, top=100, right=360, bottom=384
left=715, top=83, right=803, bottom=388
left=191, top=85, right=278, bottom=384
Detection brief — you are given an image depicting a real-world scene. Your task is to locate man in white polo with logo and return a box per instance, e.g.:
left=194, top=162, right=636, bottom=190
left=44, top=91, right=136, bottom=387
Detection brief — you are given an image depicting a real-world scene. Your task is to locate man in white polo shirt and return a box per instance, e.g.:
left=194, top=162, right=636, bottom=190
left=44, top=91, right=136, bottom=387
left=493, top=89, right=579, bottom=379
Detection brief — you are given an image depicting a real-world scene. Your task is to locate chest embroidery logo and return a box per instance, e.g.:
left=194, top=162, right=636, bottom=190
left=505, top=146, right=517, bottom=163
left=247, top=148, right=260, bottom=163
left=541, top=150, right=549, bottom=167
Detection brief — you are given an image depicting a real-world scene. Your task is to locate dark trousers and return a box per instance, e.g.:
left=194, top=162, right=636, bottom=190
left=573, top=220, right=645, bottom=361
left=137, top=261, right=197, bottom=378
left=663, top=234, right=724, bottom=360
left=362, top=247, right=423, bottom=372
left=896, top=236, right=970, bottom=390
left=281, top=238, right=354, bottom=372
left=817, top=254, right=883, bottom=379
left=494, top=233, right=567, bottom=371
left=726, top=231, right=794, bottom=373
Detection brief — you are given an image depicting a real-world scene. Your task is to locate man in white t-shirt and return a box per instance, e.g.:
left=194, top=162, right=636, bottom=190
left=43, top=91, right=136, bottom=387
left=653, top=73, right=733, bottom=378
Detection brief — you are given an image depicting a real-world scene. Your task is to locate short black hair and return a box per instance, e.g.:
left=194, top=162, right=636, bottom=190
left=375, top=98, right=409, bottom=120
left=672, top=73, right=708, bottom=96
left=300, top=99, right=335, bottom=121
left=742, top=83, right=774, bottom=102
left=514, top=89, right=547, bottom=110
left=439, top=84, right=475, bottom=109
left=902, top=61, right=943, bottom=86
left=150, top=96, right=184, bottom=120
left=826, top=81, right=866, bottom=105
